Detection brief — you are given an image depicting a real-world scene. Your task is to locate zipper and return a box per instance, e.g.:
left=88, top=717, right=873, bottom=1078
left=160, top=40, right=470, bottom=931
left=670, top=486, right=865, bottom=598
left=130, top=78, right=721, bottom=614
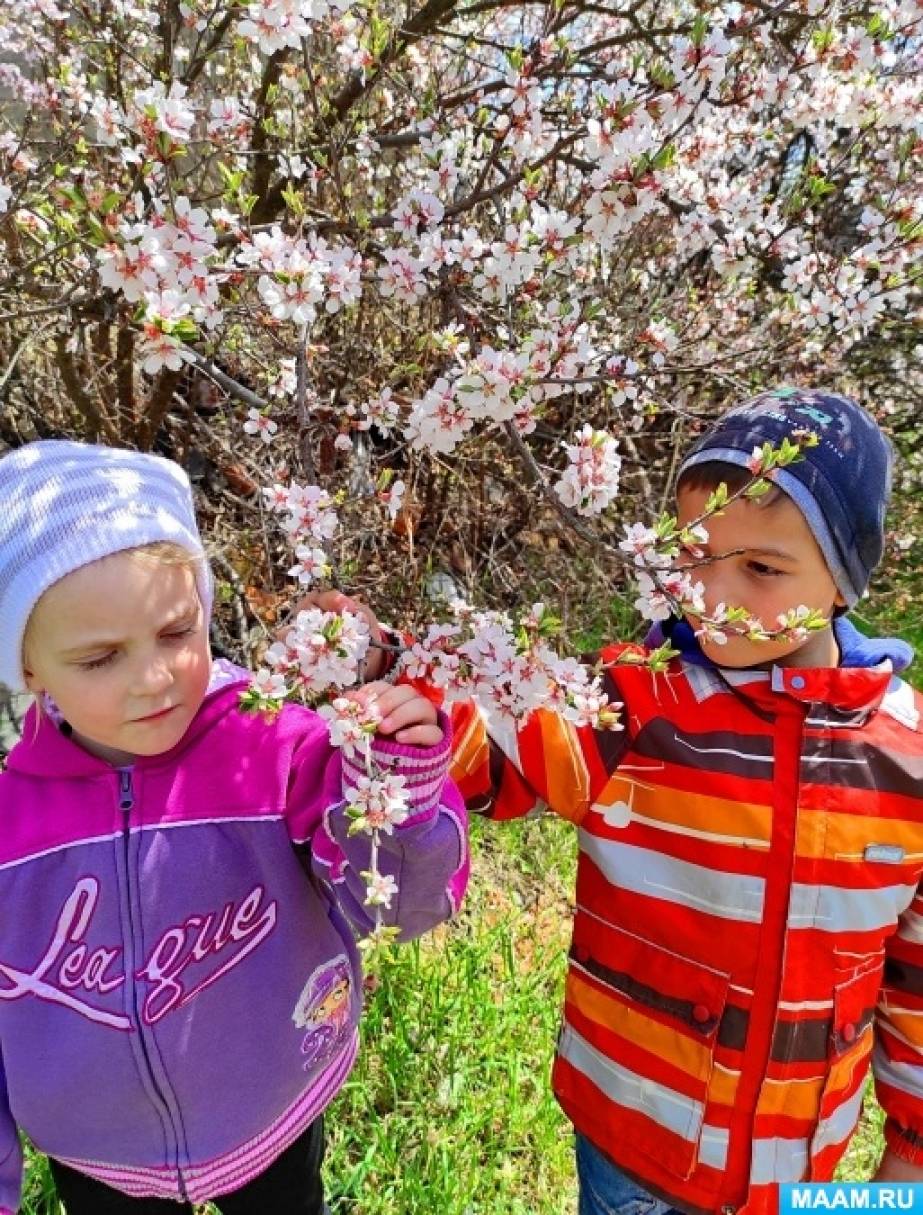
left=117, top=768, right=190, bottom=1202
left=719, top=701, right=806, bottom=1206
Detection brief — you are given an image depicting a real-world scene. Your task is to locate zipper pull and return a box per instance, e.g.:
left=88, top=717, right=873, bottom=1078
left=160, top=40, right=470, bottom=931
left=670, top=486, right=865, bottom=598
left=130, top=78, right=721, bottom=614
left=118, top=769, right=134, bottom=813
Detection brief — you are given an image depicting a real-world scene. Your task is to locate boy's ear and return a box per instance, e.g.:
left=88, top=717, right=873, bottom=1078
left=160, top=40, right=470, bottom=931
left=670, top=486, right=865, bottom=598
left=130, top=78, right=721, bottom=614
left=833, top=589, right=847, bottom=610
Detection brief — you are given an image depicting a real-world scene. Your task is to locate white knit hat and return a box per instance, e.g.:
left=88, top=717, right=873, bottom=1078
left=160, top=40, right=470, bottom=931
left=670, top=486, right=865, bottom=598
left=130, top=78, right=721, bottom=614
left=0, top=440, right=213, bottom=691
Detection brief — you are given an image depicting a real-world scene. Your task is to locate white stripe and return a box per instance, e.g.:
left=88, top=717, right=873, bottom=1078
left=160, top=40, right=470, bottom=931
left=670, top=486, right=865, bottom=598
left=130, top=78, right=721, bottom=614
left=558, top=1023, right=703, bottom=1143
left=749, top=1135, right=809, bottom=1184
left=789, top=880, right=917, bottom=933
left=777, top=997, right=834, bottom=1013
left=699, top=1122, right=730, bottom=1171
left=579, top=832, right=765, bottom=922
left=484, top=710, right=522, bottom=770
left=672, top=736, right=773, bottom=764
left=369, top=743, right=450, bottom=769
left=724, top=668, right=770, bottom=686
left=801, top=752, right=867, bottom=764
left=873, top=1042, right=923, bottom=1099
left=0, top=815, right=288, bottom=872
left=128, top=814, right=282, bottom=835
left=873, top=1017, right=921, bottom=1053
left=811, top=1078, right=865, bottom=1155
left=0, top=830, right=123, bottom=872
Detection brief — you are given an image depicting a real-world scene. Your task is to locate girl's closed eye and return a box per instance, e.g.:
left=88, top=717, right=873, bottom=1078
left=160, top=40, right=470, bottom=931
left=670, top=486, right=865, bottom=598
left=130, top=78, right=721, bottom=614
left=78, top=652, right=116, bottom=671
left=162, top=625, right=196, bottom=642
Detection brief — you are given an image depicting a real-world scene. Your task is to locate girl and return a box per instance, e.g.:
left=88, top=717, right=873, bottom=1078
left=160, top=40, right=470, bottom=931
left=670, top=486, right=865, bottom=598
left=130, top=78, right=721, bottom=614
left=0, top=440, right=468, bottom=1215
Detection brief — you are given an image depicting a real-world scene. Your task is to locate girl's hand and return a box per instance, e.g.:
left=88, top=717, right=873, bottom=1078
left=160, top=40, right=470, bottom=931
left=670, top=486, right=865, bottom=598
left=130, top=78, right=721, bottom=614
left=279, top=591, right=387, bottom=681
left=347, top=681, right=443, bottom=747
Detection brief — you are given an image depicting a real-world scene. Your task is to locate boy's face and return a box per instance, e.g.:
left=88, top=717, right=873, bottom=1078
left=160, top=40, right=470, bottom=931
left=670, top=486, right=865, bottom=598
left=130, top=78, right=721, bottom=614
left=675, top=483, right=845, bottom=669
left=23, top=550, right=212, bottom=766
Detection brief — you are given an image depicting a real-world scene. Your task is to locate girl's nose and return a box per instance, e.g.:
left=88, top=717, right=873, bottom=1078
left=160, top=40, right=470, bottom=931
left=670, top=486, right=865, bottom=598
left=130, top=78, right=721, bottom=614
left=132, top=656, right=174, bottom=695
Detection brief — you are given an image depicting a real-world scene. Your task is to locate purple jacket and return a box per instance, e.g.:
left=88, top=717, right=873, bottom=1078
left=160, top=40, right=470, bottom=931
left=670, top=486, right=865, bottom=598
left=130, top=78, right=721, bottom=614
left=0, top=663, right=468, bottom=1211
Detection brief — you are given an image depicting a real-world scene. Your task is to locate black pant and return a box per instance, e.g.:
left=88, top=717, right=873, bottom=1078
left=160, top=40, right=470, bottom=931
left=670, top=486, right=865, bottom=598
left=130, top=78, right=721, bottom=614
left=49, top=1117, right=326, bottom=1215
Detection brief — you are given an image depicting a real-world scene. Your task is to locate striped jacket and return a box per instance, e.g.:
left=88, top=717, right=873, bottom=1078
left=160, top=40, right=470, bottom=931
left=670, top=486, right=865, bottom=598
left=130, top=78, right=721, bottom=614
left=446, top=619, right=923, bottom=1214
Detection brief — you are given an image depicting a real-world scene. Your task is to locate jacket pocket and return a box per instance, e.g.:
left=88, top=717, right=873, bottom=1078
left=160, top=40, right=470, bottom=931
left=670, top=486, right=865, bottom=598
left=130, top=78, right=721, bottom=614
left=808, top=951, right=881, bottom=1179
left=556, top=913, right=731, bottom=1180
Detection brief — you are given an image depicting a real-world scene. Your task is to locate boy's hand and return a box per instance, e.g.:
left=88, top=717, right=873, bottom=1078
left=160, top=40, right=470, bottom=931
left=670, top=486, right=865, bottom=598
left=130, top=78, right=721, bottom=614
left=346, top=680, right=443, bottom=748
left=873, top=1148, right=923, bottom=1182
left=280, top=591, right=387, bottom=680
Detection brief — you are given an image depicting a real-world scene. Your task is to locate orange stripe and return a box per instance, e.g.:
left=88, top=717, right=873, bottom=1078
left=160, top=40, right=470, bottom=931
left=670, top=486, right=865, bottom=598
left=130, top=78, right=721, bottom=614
left=592, top=772, right=771, bottom=845
left=567, top=970, right=714, bottom=1083
left=448, top=711, right=488, bottom=784
left=755, top=1075, right=824, bottom=1120
left=796, top=810, right=923, bottom=861
left=539, top=712, right=590, bottom=824
left=707, top=1062, right=741, bottom=1109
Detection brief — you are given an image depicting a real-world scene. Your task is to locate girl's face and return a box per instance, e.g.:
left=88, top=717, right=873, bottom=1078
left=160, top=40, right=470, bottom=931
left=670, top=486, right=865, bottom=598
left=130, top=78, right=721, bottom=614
left=23, top=550, right=212, bottom=766
left=311, top=978, right=350, bottom=1025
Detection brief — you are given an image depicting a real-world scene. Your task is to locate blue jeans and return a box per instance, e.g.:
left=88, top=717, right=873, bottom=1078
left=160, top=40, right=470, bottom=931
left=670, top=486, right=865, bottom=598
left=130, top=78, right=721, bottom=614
left=576, top=1135, right=685, bottom=1215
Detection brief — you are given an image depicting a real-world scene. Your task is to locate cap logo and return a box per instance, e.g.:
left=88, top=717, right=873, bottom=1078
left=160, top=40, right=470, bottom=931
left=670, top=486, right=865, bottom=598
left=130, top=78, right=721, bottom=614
left=794, top=405, right=833, bottom=427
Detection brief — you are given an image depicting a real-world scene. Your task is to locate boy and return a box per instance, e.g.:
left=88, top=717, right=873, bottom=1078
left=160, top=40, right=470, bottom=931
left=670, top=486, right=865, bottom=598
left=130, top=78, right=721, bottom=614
left=309, top=389, right=923, bottom=1214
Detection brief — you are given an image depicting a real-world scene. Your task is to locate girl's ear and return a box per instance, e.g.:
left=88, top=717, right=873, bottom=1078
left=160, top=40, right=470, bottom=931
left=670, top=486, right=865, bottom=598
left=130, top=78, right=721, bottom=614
left=22, top=653, right=43, bottom=695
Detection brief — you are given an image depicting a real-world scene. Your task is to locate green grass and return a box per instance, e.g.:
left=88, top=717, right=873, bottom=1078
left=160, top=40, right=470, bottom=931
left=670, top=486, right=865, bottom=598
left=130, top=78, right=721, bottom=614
left=322, top=815, right=578, bottom=1214
left=836, top=1082, right=887, bottom=1182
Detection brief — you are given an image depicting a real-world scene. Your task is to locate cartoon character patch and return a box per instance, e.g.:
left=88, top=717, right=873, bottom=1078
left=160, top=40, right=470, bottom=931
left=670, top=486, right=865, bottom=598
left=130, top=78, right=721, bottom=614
left=292, top=955, right=353, bottom=1070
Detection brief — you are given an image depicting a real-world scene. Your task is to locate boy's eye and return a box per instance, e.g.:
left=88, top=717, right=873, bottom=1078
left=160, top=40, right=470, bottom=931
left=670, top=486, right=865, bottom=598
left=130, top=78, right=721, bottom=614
left=748, top=560, right=781, bottom=577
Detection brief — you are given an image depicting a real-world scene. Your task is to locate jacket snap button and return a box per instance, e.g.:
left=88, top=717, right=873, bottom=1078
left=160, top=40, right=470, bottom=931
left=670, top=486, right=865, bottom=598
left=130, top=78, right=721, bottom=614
left=841, top=1021, right=857, bottom=1043
left=692, top=1003, right=711, bottom=1024
left=791, top=675, right=806, bottom=689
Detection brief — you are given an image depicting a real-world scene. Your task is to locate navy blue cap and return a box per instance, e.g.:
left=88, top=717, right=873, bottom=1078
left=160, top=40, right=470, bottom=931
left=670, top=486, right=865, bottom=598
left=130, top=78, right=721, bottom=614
left=678, top=387, right=893, bottom=607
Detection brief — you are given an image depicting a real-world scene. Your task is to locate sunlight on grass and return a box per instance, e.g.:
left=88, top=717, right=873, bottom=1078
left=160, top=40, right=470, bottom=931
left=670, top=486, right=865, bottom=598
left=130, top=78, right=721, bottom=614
left=325, top=814, right=578, bottom=1214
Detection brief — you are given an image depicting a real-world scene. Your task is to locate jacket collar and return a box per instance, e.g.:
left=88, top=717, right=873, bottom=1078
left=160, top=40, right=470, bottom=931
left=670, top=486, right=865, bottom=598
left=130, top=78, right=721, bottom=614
left=6, top=660, right=251, bottom=779
left=646, top=615, right=913, bottom=716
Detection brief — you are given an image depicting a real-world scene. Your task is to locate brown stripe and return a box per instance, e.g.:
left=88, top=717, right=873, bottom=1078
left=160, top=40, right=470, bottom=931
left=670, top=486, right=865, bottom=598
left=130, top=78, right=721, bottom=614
left=832, top=1007, right=875, bottom=1054
left=591, top=666, right=634, bottom=771
left=885, top=957, right=923, bottom=996
left=894, top=1125, right=923, bottom=1150
left=630, top=717, right=774, bottom=782
left=770, top=1006, right=876, bottom=1063
left=487, top=739, right=508, bottom=800
left=801, top=737, right=923, bottom=796
left=717, top=1004, right=749, bottom=1052
left=771, top=1015, right=831, bottom=1064
left=570, top=947, right=720, bottom=1035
